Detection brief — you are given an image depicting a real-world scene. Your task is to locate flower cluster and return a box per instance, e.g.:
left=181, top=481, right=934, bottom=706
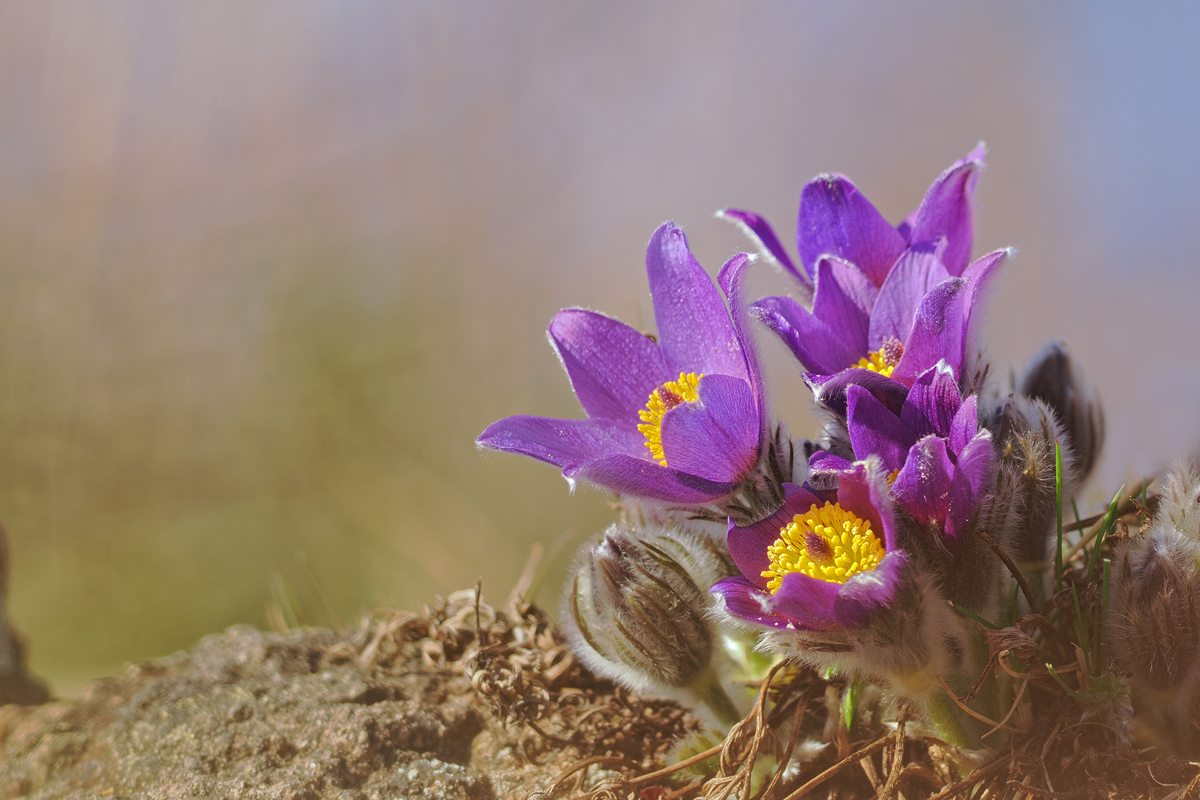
left=478, top=146, right=1113, bottom=748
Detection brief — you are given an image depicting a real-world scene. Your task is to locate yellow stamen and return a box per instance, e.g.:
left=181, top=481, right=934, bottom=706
left=638, top=372, right=703, bottom=466
left=855, top=336, right=905, bottom=378
left=761, top=502, right=885, bottom=592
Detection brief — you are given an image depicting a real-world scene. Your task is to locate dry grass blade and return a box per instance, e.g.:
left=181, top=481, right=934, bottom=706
left=777, top=735, right=891, bottom=800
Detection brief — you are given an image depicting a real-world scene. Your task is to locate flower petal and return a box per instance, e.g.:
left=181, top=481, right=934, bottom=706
left=834, top=550, right=909, bottom=628
left=835, top=458, right=901, bottom=551
left=477, top=415, right=644, bottom=469
left=769, top=571, right=841, bottom=631
left=900, top=363, right=962, bottom=439
left=907, top=144, right=986, bottom=276
left=549, top=308, right=671, bottom=421
left=806, top=369, right=909, bottom=418
left=809, top=451, right=854, bottom=473
left=573, top=454, right=737, bottom=504
left=892, top=435, right=955, bottom=527
left=719, top=208, right=808, bottom=288
left=891, top=277, right=970, bottom=385
left=798, top=174, right=907, bottom=286
left=948, top=394, right=979, bottom=455
left=726, top=482, right=823, bottom=585
left=868, top=244, right=951, bottom=348
left=718, top=253, right=767, bottom=449
left=811, top=255, right=878, bottom=355
left=946, top=430, right=996, bottom=541
left=752, top=296, right=860, bottom=375
left=711, top=576, right=795, bottom=629
left=646, top=222, right=747, bottom=380
left=659, top=375, right=758, bottom=483
left=847, top=385, right=919, bottom=472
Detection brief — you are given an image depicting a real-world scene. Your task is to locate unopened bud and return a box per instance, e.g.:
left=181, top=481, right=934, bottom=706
left=564, top=525, right=733, bottom=692
left=1109, top=526, right=1200, bottom=693
left=1154, top=463, right=1200, bottom=542
left=1017, top=341, right=1105, bottom=484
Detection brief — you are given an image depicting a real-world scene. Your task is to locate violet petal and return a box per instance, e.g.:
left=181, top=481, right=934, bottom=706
left=868, top=244, right=951, bottom=348
left=797, top=174, right=906, bottom=286
left=805, top=369, right=909, bottom=418
left=574, top=454, right=736, bottom=504
left=727, top=482, right=823, bottom=585
left=836, top=460, right=901, bottom=552
left=946, top=430, right=997, bottom=541
left=719, top=208, right=808, bottom=287
left=769, top=571, right=841, bottom=631
left=752, top=296, right=860, bottom=375
left=478, top=415, right=645, bottom=469
left=847, top=385, right=918, bottom=472
left=809, top=451, right=854, bottom=473
left=711, top=577, right=794, bottom=629
left=834, top=551, right=909, bottom=628
left=659, top=374, right=758, bottom=483
left=891, top=277, right=970, bottom=385
left=948, top=394, right=979, bottom=455
left=646, top=223, right=747, bottom=380
left=900, top=363, right=962, bottom=439
left=718, top=253, right=767, bottom=449
left=549, top=308, right=671, bottom=420
left=892, top=436, right=955, bottom=527
left=811, top=255, right=877, bottom=355
left=907, top=145, right=986, bottom=276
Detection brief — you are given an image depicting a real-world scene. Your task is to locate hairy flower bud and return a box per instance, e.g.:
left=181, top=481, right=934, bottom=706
left=986, top=394, right=1071, bottom=567
left=1017, top=341, right=1105, bottom=483
left=1155, top=463, right=1200, bottom=542
left=564, top=525, right=734, bottom=693
left=1109, top=527, right=1200, bottom=693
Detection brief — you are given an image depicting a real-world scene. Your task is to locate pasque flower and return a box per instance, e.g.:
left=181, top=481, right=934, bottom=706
left=711, top=461, right=908, bottom=632
left=811, top=363, right=996, bottom=547
left=477, top=222, right=764, bottom=505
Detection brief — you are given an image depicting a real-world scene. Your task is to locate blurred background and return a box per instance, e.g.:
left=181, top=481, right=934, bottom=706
left=1, top=1, right=1199, bottom=693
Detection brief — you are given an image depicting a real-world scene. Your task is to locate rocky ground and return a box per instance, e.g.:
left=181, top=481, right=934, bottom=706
left=0, top=591, right=697, bottom=800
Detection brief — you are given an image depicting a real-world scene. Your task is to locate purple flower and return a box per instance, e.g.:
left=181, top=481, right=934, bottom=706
left=477, top=222, right=763, bottom=505
left=812, top=364, right=996, bottom=545
left=711, top=462, right=909, bottom=632
left=722, top=145, right=985, bottom=291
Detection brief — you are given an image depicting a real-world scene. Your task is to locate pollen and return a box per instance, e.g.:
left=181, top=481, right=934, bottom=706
left=856, top=336, right=905, bottom=378
left=638, top=372, right=703, bottom=466
left=762, top=502, right=885, bottom=592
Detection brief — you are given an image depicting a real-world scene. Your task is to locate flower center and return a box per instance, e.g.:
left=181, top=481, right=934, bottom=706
left=762, top=502, right=885, bottom=592
left=637, top=372, right=703, bottom=466
left=856, top=336, right=905, bottom=377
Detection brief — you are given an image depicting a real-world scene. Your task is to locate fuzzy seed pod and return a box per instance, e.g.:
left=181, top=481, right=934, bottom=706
left=1017, top=341, right=1105, bottom=484
left=564, top=525, right=734, bottom=693
left=1155, top=463, right=1200, bottom=542
left=1109, top=527, right=1200, bottom=693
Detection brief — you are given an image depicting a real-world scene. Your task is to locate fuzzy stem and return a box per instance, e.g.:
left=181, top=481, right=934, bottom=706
left=690, top=667, right=743, bottom=730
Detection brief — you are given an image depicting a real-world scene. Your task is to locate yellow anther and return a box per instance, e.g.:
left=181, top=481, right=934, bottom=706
left=855, top=336, right=905, bottom=378
left=761, top=502, right=885, bottom=592
left=638, top=372, right=703, bottom=466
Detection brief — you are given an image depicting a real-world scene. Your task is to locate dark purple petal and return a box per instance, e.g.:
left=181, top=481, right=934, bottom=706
left=907, top=145, right=986, bottom=276
left=719, top=208, right=808, bottom=288
left=752, top=296, right=860, bottom=375
left=659, top=375, right=758, bottom=483
left=900, top=363, right=962, bottom=439
left=769, top=571, right=841, bottom=631
left=573, top=454, right=736, bottom=504
left=477, top=415, right=644, bottom=469
left=809, top=451, right=854, bottom=473
left=548, top=309, right=671, bottom=421
left=797, top=174, right=906, bottom=286
left=645, top=223, right=747, bottom=380
left=946, top=431, right=997, bottom=541
left=811, top=255, right=878, bottom=355
left=711, top=577, right=795, bottom=629
left=805, top=369, right=909, bottom=418
left=892, top=436, right=955, bottom=527
left=727, top=482, right=823, bottom=585
left=834, top=551, right=909, bottom=627
left=948, top=394, right=979, bottom=455
left=868, top=244, right=951, bottom=347
left=847, top=385, right=918, bottom=472
left=834, top=459, right=900, bottom=552
left=891, top=278, right=970, bottom=385
left=718, top=253, right=767, bottom=449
